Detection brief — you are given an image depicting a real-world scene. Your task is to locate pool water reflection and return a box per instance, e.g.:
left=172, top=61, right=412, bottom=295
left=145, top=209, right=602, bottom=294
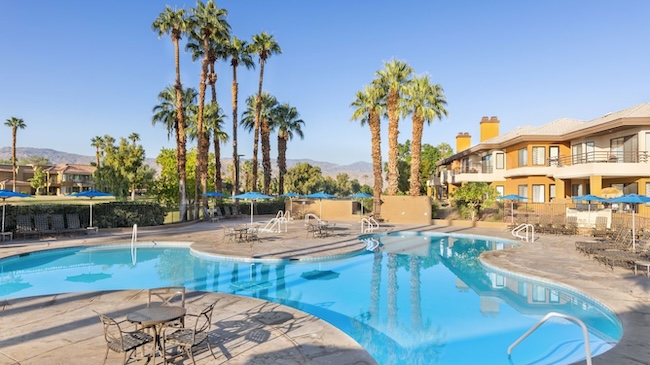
left=0, top=233, right=621, bottom=365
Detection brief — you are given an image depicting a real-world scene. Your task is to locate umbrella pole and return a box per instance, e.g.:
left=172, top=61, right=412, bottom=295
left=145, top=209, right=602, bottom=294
left=633, top=209, right=636, bottom=251
left=511, top=201, right=514, bottom=224
left=1, top=201, right=5, bottom=233
left=250, top=200, right=254, bottom=225
left=90, top=200, right=93, bottom=228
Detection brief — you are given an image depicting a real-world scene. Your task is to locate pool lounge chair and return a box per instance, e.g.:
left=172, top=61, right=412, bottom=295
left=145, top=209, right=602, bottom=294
left=15, top=215, right=35, bottom=238
left=34, top=214, right=55, bottom=236
left=202, top=207, right=221, bottom=223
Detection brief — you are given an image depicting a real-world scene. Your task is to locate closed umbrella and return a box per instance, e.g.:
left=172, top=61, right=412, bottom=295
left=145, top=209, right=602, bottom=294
left=230, top=192, right=273, bottom=225
left=0, top=190, right=31, bottom=233
left=605, top=194, right=650, bottom=251
left=71, top=190, right=114, bottom=228
left=305, top=192, right=338, bottom=219
left=496, top=195, right=528, bottom=224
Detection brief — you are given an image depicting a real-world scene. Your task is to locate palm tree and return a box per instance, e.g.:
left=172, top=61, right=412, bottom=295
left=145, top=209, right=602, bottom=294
left=152, top=6, right=190, bottom=220
left=152, top=87, right=198, bottom=137
left=250, top=32, right=282, bottom=192
left=351, top=86, right=384, bottom=216
left=205, top=103, right=228, bottom=192
left=128, top=133, right=140, bottom=145
left=188, top=0, right=230, bottom=215
left=403, top=75, right=447, bottom=196
left=241, top=92, right=278, bottom=194
left=223, top=36, right=255, bottom=197
left=272, top=103, right=305, bottom=195
left=90, top=136, right=104, bottom=167
left=374, top=60, right=413, bottom=195
left=4, top=117, right=26, bottom=192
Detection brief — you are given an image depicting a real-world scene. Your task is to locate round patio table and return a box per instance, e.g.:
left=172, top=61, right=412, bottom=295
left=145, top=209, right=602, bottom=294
left=127, top=306, right=186, bottom=363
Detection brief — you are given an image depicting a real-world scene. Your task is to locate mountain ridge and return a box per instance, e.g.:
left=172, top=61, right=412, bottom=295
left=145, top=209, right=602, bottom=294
left=0, top=147, right=373, bottom=185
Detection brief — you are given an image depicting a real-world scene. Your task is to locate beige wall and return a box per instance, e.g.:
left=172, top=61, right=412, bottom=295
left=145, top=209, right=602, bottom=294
left=288, top=199, right=359, bottom=221
left=380, top=195, right=432, bottom=225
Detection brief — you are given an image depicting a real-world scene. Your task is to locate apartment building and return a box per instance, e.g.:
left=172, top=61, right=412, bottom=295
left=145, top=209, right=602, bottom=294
left=0, top=163, right=95, bottom=195
left=433, top=103, right=650, bottom=213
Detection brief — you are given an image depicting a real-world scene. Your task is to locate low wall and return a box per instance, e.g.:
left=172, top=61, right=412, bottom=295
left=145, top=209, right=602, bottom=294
left=380, top=195, right=431, bottom=225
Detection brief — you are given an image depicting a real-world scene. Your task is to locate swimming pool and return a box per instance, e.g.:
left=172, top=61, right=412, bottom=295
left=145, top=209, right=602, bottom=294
left=0, top=232, right=621, bottom=364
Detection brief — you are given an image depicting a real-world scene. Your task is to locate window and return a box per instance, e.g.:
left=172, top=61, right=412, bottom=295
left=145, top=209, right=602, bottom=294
left=532, top=184, right=545, bottom=203
left=518, top=148, right=528, bottom=167
left=571, top=184, right=583, bottom=196
left=571, top=144, right=583, bottom=164
left=532, top=146, right=546, bottom=166
left=495, top=185, right=504, bottom=196
left=518, top=185, right=528, bottom=198
left=585, top=142, right=595, bottom=162
left=461, top=158, right=471, bottom=173
left=495, top=152, right=505, bottom=169
left=549, top=184, right=556, bottom=201
left=611, top=134, right=639, bottom=162
left=481, top=154, right=493, bottom=173
left=549, top=146, right=559, bottom=166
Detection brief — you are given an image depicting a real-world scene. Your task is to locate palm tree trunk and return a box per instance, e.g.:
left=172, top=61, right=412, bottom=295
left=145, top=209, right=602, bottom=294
left=214, top=133, right=222, bottom=192
left=11, top=128, right=17, bottom=192
left=277, top=135, right=287, bottom=195
left=409, top=114, right=424, bottom=196
left=252, top=60, right=266, bottom=191
left=196, top=49, right=210, bottom=217
left=231, top=67, right=239, bottom=198
left=173, top=37, right=188, bottom=221
left=369, top=111, right=382, bottom=216
left=261, top=117, right=272, bottom=195
left=387, top=88, right=400, bottom=195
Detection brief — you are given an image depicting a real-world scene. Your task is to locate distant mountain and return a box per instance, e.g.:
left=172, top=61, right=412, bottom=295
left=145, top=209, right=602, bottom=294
left=0, top=147, right=373, bottom=185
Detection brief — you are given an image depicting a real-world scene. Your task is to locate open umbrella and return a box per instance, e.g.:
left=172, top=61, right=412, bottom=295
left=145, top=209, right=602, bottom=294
left=281, top=192, right=302, bottom=217
left=230, top=192, right=272, bottom=225
left=600, top=187, right=624, bottom=199
left=496, top=195, right=528, bottom=224
left=305, top=192, right=338, bottom=219
left=71, top=190, right=113, bottom=228
left=349, top=192, right=373, bottom=216
left=0, top=190, right=31, bottom=233
left=571, top=194, right=606, bottom=227
left=605, top=194, right=650, bottom=251
left=202, top=191, right=229, bottom=198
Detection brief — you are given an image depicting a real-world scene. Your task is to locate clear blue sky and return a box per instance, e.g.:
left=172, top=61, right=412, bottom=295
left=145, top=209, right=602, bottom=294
left=1, top=1, right=649, bottom=165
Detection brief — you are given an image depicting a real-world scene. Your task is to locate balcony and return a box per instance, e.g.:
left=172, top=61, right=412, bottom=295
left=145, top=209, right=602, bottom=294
left=552, top=151, right=648, bottom=167
left=550, top=151, right=649, bottom=179
left=446, top=163, right=504, bottom=184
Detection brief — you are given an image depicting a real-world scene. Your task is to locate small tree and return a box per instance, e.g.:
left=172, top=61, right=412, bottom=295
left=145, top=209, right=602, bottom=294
left=28, top=166, right=47, bottom=195
left=450, top=182, right=497, bottom=221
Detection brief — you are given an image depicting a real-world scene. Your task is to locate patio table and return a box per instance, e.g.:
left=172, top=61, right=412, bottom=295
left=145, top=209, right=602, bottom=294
left=127, top=306, right=186, bottom=363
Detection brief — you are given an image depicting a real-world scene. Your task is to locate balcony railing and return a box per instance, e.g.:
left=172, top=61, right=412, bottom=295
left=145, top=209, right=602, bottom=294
left=551, top=151, right=648, bottom=167
left=452, top=163, right=494, bottom=174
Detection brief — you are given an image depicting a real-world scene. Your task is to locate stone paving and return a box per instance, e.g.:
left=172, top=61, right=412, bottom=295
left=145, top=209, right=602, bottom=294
left=2, top=217, right=650, bottom=364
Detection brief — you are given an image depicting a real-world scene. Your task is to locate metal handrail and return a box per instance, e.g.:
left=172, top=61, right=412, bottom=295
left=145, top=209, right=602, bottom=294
left=130, top=224, right=138, bottom=266
left=552, top=150, right=648, bottom=167
left=508, top=312, right=592, bottom=365
left=512, top=223, right=535, bottom=242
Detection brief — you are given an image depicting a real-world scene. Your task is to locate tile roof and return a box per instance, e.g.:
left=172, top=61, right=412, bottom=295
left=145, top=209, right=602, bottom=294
left=45, top=164, right=95, bottom=174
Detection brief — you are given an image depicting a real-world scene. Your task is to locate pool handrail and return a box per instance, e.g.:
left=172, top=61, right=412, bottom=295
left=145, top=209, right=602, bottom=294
left=507, top=311, right=592, bottom=365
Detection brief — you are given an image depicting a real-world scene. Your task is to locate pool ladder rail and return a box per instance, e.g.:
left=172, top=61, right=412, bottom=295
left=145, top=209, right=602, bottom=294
left=508, top=312, right=592, bottom=365
left=512, top=223, right=535, bottom=242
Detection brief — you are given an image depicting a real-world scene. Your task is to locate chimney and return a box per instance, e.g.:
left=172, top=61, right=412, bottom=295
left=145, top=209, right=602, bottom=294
left=480, top=116, right=500, bottom=142
left=456, top=132, right=471, bottom=152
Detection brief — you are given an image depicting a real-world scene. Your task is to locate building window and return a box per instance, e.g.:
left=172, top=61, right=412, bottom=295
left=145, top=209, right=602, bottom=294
left=532, top=184, right=545, bottom=203
left=518, top=184, right=528, bottom=198
left=549, top=184, right=556, bottom=201
left=532, top=146, right=546, bottom=166
left=495, top=153, right=505, bottom=169
left=585, top=141, right=595, bottom=162
left=496, top=185, right=504, bottom=196
left=518, top=148, right=527, bottom=167
left=549, top=146, right=559, bottom=166
left=481, top=155, right=493, bottom=173
left=571, top=184, right=583, bottom=197
left=571, top=144, right=583, bottom=164
left=611, top=134, right=639, bottom=162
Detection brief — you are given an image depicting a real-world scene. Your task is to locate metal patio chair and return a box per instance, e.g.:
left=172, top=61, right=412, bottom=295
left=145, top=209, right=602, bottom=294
left=162, top=300, right=219, bottom=365
left=98, top=313, right=154, bottom=365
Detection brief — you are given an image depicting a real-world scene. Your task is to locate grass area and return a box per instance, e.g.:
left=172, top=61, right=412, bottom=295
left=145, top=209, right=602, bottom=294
left=7, top=195, right=116, bottom=206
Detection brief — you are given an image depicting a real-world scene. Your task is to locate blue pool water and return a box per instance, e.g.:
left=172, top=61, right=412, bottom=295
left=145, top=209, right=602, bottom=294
left=0, top=232, right=621, bottom=365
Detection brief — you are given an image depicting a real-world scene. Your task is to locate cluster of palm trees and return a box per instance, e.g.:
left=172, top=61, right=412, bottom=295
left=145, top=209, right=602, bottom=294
left=4, top=117, right=27, bottom=192
left=351, top=60, right=447, bottom=217
left=151, top=1, right=301, bottom=221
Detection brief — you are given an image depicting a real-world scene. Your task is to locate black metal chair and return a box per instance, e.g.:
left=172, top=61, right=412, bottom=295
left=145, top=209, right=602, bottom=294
left=162, top=300, right=219, bottom=365
left=98, top=313, right=154, bottom=365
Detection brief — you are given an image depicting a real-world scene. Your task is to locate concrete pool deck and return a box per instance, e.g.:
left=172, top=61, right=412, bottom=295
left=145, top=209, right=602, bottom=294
left=1, top=217, right=650, bottom=364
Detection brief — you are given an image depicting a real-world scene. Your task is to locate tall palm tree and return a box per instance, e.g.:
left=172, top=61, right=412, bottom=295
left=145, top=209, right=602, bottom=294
left=90, top=136, right=104, bottom=167
left=351, top=86, right=384, bottom=216
left=250, top=32, right=282, bottom=192
left=152, top=87, right=198, bottom=137
left=223, top=36, right=255, bottom=197
left=205, top=103, right=228, bottom=192
left=241, top=92, right=278, bottom=194
left=4, top=117, right=26, bottom=192
left=152, top=6, right=190, bottom=220
left=128, top=133, right=140, bottom=145
left=188, top=0, right=230, bottom=216
left=272, top=103, right=304, bottom=195
left=374, top=60, right=413, bottom=195
left=403, top=75, right=447, bottom=196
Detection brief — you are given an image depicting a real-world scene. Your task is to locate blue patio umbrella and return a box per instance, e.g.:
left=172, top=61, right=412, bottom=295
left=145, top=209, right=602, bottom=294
left=496, top=195, right=528, bottom=224
left=71, top=190, right=114, bottom=228
left=230, top=192, right=273, bottom=224
left=201, top=191, right=229, bottom=198
left=305, top=192, right=338, bottom=219
left=0, top=190, right=31, bottom=233
left=349, top=192, right=373, bottom=216
left=606, top=194, right=650, bottom=251
left=571, top=194, right=606, bottom=227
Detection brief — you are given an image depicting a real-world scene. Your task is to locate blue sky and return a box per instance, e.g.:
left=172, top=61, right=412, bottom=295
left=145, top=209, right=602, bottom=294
left=1, top=1, right=649, bottom=165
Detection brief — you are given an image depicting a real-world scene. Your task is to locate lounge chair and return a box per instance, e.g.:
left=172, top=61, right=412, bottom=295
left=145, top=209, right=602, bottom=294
left=15, top=215, right=35, bottom=237
left=202, top=207, right=221, bottom=223
left=215, top=206, right=229, bottom=219
left=591, top=216, right=610, bottom=238
left=65, top=213, right=87, bottom=234
left=51, top=214, right=66, bottom=234
left=34, top=214, right=54, bottom=236
left=97, top=313, right=154, bottom=365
